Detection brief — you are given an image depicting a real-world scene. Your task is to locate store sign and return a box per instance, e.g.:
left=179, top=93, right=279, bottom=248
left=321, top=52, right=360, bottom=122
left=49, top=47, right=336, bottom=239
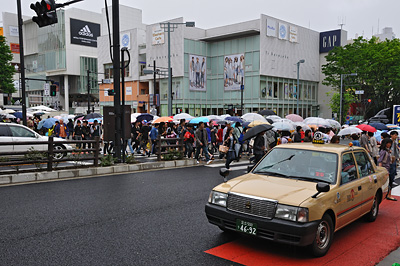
left=266, top=19, right=276, bottom=37
left=289, top=26, right=298, bottom=43
left=393, top=105, right=400, bottom=126
left=0, top=27, right=3, bottom=36
left=10, top=43, right=20, bottom=53
left=126, top=87, right=132, bottom=96
left=278, top=23, right=288, bottom=40
left=320, top=29, right=341, bottom=53
left=121, top=32, right=130, bottom=49
left=70, top=18, right=100, bottom=47
left=152, top=25, right=164, bottom=45
left=9, top=26, right=19, bottom=37
left=44, top=83, right=50, bottom=96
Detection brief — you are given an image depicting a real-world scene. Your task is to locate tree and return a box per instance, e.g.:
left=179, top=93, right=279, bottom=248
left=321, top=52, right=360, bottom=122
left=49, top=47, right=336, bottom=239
left=322, top=36, right=400, bottom=119
left=0, top=35, right=16, bottom=95
left=326, top=89, right=358, bottom=123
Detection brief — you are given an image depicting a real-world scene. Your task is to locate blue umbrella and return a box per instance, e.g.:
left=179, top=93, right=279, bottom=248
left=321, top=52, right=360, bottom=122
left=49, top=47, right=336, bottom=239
left=87, top=118, right=103, bottom=124
left=374, top=130, right=383, bottom=143
left=13, top=112, right=23, bottom=119
left=189, top=117, right=209, bottom=124
left=38, top=117, right=58, bottom=129
left=242, top=121, right=251, bottom=128
left=369, top=122, right=389, bottom=131
left=225, top=116, right=243, bottom=124
left=136, top=113, right=154, bottom=122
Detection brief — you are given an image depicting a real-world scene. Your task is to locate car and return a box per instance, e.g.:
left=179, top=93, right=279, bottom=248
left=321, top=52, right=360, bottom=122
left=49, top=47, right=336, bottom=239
left=205, top=138, right=389, bottom=257
left=368, top=107, right=392, bottom=124
left=0, top=123, right=73, bottom=159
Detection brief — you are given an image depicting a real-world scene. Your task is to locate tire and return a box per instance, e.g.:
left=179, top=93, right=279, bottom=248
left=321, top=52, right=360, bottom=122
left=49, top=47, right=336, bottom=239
left=310, top=214, right=334, bottom=257
left=365, top=193, right=380, bottom=222
left=53, top=145, right=66, bottom=160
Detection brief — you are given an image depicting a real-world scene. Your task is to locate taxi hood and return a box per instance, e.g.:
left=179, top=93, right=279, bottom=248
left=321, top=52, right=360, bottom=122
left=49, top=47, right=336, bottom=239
left=219, top=173, right=322, bottom=206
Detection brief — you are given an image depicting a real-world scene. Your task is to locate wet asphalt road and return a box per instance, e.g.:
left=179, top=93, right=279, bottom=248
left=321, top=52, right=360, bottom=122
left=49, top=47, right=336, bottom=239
left=0, top=165, right=244, bottom=266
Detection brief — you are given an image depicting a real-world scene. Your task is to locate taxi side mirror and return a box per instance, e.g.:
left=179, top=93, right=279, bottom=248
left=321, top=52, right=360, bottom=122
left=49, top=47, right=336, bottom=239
left=220, top=168, right=230, bottom=183
left=312, top=182, right=330, bottom=198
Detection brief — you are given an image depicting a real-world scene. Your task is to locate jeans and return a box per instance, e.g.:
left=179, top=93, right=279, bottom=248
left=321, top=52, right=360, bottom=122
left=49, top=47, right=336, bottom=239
left=389, top=162, right=397, bottom=188
left=225, top=150, right=235, bottom=169
left=128, top=139, right=134, bottom=154
left=195, top=144, right=210, bottom=161
left=185, top=142, right=193, bottom=158
left=254, top=153, right=264, bottom=165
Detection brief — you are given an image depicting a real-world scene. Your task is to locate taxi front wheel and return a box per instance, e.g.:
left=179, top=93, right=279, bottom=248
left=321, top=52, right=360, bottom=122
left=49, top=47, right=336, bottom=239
left=310, top=214, right=334, bottom=257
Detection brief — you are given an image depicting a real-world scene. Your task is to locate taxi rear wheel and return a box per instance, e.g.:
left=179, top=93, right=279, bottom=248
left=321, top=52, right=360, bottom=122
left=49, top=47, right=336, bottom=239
left=310, top=214, right=334, bottom=257
left=365, top=193, right=379, bottom=222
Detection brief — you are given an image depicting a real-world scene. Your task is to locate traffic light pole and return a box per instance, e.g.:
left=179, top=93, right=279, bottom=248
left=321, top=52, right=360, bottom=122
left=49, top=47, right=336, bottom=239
left=17, top=0, right=27, bottom=126
left=87, top=69, right=91, bottom=115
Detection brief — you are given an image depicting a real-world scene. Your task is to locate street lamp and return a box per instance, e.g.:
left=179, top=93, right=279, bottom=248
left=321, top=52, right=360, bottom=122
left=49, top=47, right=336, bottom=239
left=160, top=21, right=195, bottom=116
left=339, top=73, right=357, bottom=124
left=296, top=59, right=305, bottom=115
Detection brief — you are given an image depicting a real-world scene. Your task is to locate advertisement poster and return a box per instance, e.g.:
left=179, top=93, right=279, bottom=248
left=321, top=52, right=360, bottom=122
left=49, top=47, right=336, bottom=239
left=266, top=19, right=276, bottom=37
left=189, top=55, right=206, bottom=91
left=278, top=23, right=288, bottom=40
left=152, top=25, right=165, bottom=45
left=224, top=54, right=245, bottom=91
left=394, top=105, right=400, bottom=126
left=70, top=18, right=100, bottom=47
left=290, top=26, right=298, bottom=43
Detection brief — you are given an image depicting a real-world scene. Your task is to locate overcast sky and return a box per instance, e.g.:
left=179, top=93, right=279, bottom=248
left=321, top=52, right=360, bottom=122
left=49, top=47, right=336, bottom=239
left=1, top=0, right=398, bottom=39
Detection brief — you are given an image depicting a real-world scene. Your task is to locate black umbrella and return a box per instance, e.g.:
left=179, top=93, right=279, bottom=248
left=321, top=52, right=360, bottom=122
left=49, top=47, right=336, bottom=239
left=136, top=113, right=154, bottom=122
left=243, top=124, right=273, bottom=141
left=216, top=120, right=227, bottom=125
left=368, top=122, right=389, bottom=131
left=266, top=118, right=274, bottom=124
left=258, top=109, right=276, bottom=116
left=84, top=113, right=102, bottom=120
left=74, top=114, right=85, bottom=120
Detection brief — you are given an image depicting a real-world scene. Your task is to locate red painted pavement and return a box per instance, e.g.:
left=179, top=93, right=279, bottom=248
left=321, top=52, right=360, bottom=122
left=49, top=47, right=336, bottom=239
left=205, top=197, right=400, bottom=266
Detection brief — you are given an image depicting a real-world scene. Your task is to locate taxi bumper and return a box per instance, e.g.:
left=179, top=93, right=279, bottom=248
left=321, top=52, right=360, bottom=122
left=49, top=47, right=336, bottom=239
left=205, top=203, right=320, bottom=247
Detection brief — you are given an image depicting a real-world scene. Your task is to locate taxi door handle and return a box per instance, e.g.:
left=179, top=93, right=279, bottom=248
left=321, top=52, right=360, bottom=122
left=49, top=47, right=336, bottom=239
left=358, top=186, right=362, bottom=191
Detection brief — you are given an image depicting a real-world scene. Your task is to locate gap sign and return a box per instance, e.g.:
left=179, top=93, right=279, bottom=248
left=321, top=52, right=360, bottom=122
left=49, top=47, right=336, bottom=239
left=320, top=29, right=341, bottom=53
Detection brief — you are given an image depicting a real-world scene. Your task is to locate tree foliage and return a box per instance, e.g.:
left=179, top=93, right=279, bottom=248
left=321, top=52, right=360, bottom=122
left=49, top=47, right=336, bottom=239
left=0, top=35, right=16, bottom=95
left=326, top=89, right=358, bottom=123
left=322, top=36, right=400, bottom=118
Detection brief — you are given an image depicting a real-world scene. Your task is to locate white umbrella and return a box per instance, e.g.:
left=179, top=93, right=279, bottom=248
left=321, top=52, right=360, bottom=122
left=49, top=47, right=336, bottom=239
left=0, top=109, right=16, bottom=114
left=174, top=113, right=194, bottom=120
left=241, top=113, right=267, bottom=122
left=326, top=119, right=341, bottom=130
left=304, top=117, right=331, bottom=127
left=293, top=122, right=311, bottom=131
left=266, top=115, right=282, bottom=122
left=130, top=113, right=141, bottom=122
left=32, top=110, right=50, bottom=115
left=273, top=121, right=295, bottom=131
left=5, top=114, right=16, bottom=119
left=206, top=115, right=221, bottom=120
left=220, top=114, right=231, bottom=119
left=337, top=127, right=362, bottom=136
left=29, top=105, right=57, bottom=112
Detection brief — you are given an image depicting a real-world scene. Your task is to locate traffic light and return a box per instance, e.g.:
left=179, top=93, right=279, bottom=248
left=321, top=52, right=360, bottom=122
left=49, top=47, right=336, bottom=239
left=50, top=84, right=57, bottom=96
left=368, top=99, right=372, bottom=103
left=107, top=89, right=115, bottom=96
left=30, top=0, right=58, bottom=28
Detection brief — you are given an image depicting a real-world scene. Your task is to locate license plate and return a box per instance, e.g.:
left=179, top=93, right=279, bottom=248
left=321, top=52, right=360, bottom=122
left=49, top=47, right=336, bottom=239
left=236, top=219, right=257, bottom=235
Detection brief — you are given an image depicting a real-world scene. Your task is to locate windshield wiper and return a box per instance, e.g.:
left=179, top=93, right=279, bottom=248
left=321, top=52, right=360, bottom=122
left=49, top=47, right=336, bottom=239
left=292, top=176, right=331, bottom=184
left=256, top=171, right=298, bottom=179
left=255, top=155, right=295, bottom=172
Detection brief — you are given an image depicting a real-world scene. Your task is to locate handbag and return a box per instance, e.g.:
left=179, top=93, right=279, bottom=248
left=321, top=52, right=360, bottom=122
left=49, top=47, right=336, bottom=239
left=219, top=145, right=229, bottom=153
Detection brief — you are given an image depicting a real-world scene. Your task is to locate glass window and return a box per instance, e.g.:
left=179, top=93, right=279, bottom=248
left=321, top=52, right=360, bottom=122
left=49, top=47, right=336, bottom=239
left=103, top=62, right=129, bottom=79
left=341, top=153, right=358, bottom=185
left=0, top=125, right=11, bottom=137
left=354, top=152, right=375, bottom=177
left=9, top=126, right=36, bottom=138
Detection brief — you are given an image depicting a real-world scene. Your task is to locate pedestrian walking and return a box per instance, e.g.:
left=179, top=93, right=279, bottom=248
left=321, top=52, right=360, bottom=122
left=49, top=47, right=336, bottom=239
left=81, top=120, right=91, bottom=150
left=184, top=124, right=195, bottom=158
left=224, top=127, right=236, bottom=170
left=194, top=122, right=212, bottom=164
left=55, top=119, right=68, bottom=139
left=388, top=131, right=399, bottom=201
left=378, top=138, right=396, bottom=201
left=73, top=120, right=83, bottom=149
left=139, top=121, right=151, bottom=156
left=368, top=131, right=379, bottom=164
left=253, top=131, right=266, bottom=164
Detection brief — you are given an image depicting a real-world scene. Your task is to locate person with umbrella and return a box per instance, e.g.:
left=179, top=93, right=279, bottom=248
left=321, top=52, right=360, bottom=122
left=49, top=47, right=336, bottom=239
left=387, top=131, right=399, bottom=201
left=82, top=121, right=92, bottom=151
left=194, top=122, right=212, bottom=165
left=55, top=119, right=68, bottom=139
left=253, top=131, right=267, bottom=164
left=223, top=127, right=237, bottom=170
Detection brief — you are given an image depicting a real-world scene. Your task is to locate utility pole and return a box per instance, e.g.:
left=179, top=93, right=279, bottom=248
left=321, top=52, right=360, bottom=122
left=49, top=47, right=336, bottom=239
left=121, top=47, right=127, bottom=163
left=153, top=60, right=156, bottom=108
left=112, top=0, right=122, bottom=162
left=87, top=69, right=91, bottom=114
left=17, top=0, right=27, bottom=126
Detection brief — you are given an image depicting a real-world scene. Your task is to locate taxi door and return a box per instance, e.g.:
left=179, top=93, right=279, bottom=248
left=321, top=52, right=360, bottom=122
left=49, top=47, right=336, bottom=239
left=335, top=152, right=363, bottom=229
left=353, top=151, right=376, bottom=214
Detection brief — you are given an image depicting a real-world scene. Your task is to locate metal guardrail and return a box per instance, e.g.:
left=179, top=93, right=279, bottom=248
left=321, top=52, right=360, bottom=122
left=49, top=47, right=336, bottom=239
left=0, top=136, right=100, bottom=175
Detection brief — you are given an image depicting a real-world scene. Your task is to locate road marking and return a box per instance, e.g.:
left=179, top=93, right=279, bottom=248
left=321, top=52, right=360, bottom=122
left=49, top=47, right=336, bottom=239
left=392, top=184, right=400, bottom=196
left=66, top=161, right=93, bottom=166
left=205, top=161, right=250, bottom=168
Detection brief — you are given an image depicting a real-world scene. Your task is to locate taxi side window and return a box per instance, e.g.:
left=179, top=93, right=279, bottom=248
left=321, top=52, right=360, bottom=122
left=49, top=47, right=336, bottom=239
left=341, top=153, right=358, bottom=185
left=354, top=152, right=374, bottom=178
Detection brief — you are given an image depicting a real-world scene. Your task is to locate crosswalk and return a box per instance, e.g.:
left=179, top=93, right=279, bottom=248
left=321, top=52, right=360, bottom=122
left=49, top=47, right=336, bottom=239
left=204, top=160, right=252, bottom=172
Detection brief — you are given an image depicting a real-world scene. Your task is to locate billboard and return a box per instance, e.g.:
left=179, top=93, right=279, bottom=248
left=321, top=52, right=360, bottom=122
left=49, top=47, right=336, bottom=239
left=189, top=55, right=206, bottom=91
left=70, top=18, right=100, bottom=47
left=224, top=54, right=245, bottom=91
left=289, top=26, right=298, bottom=43
left=278, top=23, right=288, bottom=40
left=320, top=29, right=341, bottom=53
left=152, top=25, right=165, bottom=45
left=266, top=19, right=276, bottom=37
left=394, top=105, right=400, bottom=126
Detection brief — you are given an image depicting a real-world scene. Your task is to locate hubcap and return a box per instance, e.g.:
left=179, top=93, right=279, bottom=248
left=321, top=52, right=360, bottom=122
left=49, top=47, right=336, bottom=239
left=371, top=197, right=377, bottom=216
left=316, top=221, right=330, bottom=249
left=53, top=146, right=63, bottom=160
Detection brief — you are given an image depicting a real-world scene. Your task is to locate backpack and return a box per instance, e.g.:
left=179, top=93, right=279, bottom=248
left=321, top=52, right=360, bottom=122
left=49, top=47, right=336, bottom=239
left=238, top=131, right=244, bottom=144
left=184, top=131, right=194, bottom=142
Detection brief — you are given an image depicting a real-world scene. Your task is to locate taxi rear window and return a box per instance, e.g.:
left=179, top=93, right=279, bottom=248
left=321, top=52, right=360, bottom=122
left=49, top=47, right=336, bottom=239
left=253, top=148, right=338, bottom=184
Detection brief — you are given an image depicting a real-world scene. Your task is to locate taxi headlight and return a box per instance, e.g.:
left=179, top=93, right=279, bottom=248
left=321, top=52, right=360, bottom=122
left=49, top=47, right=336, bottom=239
left=208, top=191, right=228, bottom=207
left=275, top=204, right=309, bottom=223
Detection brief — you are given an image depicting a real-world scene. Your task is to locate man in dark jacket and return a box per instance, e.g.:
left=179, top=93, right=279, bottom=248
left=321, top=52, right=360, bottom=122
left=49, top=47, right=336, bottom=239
left=73, top=120, right=83, bottom=149
left=81, top=121, right=91, bottom=149
left=253, top=131, right=266, bottom=164
left=293, top=126, right=303, bottom=143
left=194, top=122, right=212, bottom=165
left=67, top=119, right=74, bottom=139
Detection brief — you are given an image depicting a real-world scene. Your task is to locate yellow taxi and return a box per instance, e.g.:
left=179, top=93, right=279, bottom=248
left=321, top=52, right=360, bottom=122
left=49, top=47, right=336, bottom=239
left=205, top=138, right=389, bottom=257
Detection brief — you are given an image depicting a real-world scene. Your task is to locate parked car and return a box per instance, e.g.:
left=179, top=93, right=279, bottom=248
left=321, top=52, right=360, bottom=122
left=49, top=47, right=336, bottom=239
left=0, top=123, right=73, bottom=159
left=205, top=139, right=389, bottom=257
left=368, top=107, right=392, bottom=124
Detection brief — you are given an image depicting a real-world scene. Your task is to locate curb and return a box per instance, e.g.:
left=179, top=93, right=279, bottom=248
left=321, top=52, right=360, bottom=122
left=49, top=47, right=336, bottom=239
left=0, top=159, right=198, bottom=186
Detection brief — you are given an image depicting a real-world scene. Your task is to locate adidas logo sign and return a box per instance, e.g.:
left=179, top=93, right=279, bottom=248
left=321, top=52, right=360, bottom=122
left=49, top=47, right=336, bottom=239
left=78, top=25, right=93, bottom=37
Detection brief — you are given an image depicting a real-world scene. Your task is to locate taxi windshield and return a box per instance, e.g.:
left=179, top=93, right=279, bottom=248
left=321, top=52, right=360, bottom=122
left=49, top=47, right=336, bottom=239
left=253, top=148, right=338, bottom=184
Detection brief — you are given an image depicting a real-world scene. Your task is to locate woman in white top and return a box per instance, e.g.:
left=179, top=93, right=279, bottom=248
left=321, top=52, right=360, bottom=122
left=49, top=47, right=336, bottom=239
left=368, top=131, right=379, bottom=164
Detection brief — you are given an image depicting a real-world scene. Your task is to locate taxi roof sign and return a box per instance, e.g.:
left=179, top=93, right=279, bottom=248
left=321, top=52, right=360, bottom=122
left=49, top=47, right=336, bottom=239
left=312, top=131, right=325, bottom=144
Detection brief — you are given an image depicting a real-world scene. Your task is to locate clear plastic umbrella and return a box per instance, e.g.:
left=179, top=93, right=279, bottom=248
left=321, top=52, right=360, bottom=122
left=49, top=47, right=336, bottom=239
left=337, top=127, right=362, bottom=136
left=266, top=115, right=282, bottom=122
left=285, top=114, right=304, bottom=122
left=304, top=117, right=331, bottom=127
left=173, top=113, right=194, bottom=121
left=241, top=113, right=267, bottom=122
left=273, top=121, right=295, bottom=131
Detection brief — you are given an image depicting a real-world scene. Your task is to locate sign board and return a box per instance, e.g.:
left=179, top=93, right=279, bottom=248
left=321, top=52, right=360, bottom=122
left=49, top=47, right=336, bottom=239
left=132, top=102, right=138, bottom=108
left=189, top=54, right=206, bottom=91
left=320, top=29, right=341, bottom=53
left=103, top=106, right=131, bottom=141
left=104, top=88, right=109, bottom=97
left=266, top=19, right=276, bottom=37
left=0, top=27, right=3, bottom=36
left=121, top=32, right=131, bottom=49
left=9, top=26, right=19, bottom=37
left=102, top=79, right=111, bottom=84
left=355, top=90, right=364, bottom=95
left=393, top=105, right=400, bottom=126
left=10, top=43, right=20, bottom=53
left=289, top=26, right=298, bottom=43
left=278, top=23, right=288, bottom=40
left=152, top=25, right=165, bottom=45
left=44, top=83, right=50, bottom=96
left=70, top=18, right=100, bottom=47
left=126, top=87, right=132, bottom=96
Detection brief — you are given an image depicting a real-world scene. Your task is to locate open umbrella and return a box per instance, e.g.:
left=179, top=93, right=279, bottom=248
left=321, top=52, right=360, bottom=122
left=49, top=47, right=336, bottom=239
left=29, top=105, right=56, bottom=112
left=248, top=120, right=270, bottom=128
left=216, top=120, right=227, bottom=125
left=293, top=122, right=311, bottom=131
left=189, top=117, right=209, bottom=124
left=285, top=114, right=304, bottom=122
left=0, top=109, right=16, bottom=114
left=337, top=127, right=362, bottom=136
left=241, top=113, right=267, bottom=122
left=266, top=115, right=282, bottom=122
left=87, top=118, right=103, bottom=124
left=258, top=109, right=276, bottom=116
left=368, top=122, right=389, bottom=131
left=38, top=117, right=58, bottom=129
left=243, top=124, right=273, bottom=141
left=225, top=116, right=243, bottom=124
left=242, top=122, right=251, bottom=128
left=136, top=113, right=154, bottom=123
left=84, top=113, right=102, bottom=120
left=3, top=114, right=16, bottom=119
left=153, top=116, right=173, bottom=124
left=273, top=121, right=295, bottom=131
left=304, top=117, right=331, bottom=128
left=356, top=124, right=377, bottom=133
left=173, top=113, right=194, bottom=121
left=326, top=119, right=341, bottom=130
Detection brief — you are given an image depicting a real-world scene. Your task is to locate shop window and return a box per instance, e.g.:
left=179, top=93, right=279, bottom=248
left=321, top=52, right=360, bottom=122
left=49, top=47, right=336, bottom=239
left=104, top=62, right=129, bottom=79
